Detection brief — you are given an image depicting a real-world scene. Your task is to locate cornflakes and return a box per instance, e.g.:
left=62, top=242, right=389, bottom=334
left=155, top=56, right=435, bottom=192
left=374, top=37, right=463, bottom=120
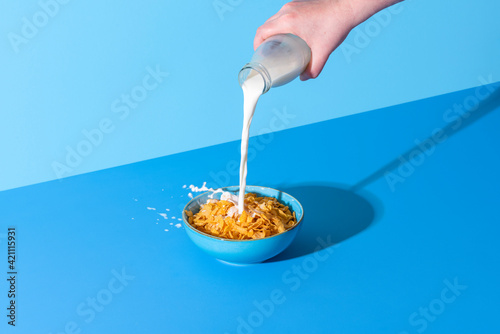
left=185, top=193, right=297, bottom=240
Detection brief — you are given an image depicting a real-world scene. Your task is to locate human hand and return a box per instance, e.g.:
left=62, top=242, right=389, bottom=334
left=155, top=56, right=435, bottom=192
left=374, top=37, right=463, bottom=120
left=254, top=0, right=402, bottom=80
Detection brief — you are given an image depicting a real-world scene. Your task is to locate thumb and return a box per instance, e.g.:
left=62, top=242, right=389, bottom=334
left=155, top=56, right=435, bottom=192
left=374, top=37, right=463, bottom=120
left=253, top=17, right=292, bottom=51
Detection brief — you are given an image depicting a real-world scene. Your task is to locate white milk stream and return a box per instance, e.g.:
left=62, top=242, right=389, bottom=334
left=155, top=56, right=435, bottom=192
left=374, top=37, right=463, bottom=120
left=238, top=74, right=265, bottom=214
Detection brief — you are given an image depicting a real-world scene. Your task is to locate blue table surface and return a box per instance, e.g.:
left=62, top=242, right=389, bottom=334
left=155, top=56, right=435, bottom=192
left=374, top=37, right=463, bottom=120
left=1, top=82, right=500, bottom=334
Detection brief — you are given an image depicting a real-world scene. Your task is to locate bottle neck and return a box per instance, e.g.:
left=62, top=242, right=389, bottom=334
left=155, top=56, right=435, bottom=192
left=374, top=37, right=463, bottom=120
left=238, top=62, right=272, bottom=94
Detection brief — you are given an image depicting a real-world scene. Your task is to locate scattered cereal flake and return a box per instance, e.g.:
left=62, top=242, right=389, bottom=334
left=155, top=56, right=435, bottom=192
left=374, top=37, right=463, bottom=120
left=147, top=207, right=156, bottom=210
left=171, top=216, right=176, bottom=219
left=166, top=209, right=170, bottom=211
left=131, top=218, right=135, bottom=220
left=183, top=185, right=187, bottom=188
left=164, top=229, right=169, bottom=232
left=158, top=213, right=168, bottom=219
left=175, top=223, right=182, bottom=228
left=177, top=218, right=182, bottom=221
left=134, top=199, right=138, bottom=202
left=188, top=193, right=193, bottom=199
left=169, top=223, right=173, bottom=225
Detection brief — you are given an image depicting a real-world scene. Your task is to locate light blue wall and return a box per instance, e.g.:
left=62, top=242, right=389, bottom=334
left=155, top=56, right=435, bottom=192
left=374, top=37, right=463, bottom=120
left=1, top=0, right=499, bottom=191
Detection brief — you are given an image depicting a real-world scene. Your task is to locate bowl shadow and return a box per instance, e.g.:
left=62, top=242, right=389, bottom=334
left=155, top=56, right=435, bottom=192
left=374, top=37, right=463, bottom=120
left=265, top=184, right=380, bottom=263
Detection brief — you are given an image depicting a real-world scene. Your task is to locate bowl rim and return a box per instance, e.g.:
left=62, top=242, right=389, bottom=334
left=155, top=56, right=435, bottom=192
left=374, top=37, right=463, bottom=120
left=182, top=185, right=304, bottom=242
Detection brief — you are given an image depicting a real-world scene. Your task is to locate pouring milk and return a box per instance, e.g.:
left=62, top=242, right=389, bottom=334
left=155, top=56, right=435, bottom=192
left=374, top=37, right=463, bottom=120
left=237, top=34, right=311, bottom=213
left=237, top=74, right=265, bottom=213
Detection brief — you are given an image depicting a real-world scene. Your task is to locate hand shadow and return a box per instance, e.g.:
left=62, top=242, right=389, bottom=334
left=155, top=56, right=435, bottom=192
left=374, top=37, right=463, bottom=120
left=265, top=184, right=380, bottom=262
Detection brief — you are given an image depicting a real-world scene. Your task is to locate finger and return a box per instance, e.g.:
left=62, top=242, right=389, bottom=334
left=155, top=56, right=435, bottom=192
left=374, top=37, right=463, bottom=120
left=264, top=10, right=282, bottom=24
left=253, top=18, right=285, bottom=50
left=254, top=16, right=304, bottom=51
left=300, top=47, right=329, bottom=81
left=299, top=70, right=311, bottom=81
left=253, top=18, right=289, bottom=50
left=301, top=29, right=351, bottom=80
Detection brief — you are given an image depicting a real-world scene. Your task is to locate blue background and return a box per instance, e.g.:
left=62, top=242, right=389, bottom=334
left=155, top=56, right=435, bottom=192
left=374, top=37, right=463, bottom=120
left=1, top=0, right=499, bottom=190
left=2, top=83, right=500, bottom=333
left=1, top=0, right=499, bottom=333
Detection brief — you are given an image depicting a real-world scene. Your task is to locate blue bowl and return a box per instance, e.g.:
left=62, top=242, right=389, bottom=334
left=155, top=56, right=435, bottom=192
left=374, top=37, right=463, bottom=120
left=182, top=185, right=304, bottom=264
